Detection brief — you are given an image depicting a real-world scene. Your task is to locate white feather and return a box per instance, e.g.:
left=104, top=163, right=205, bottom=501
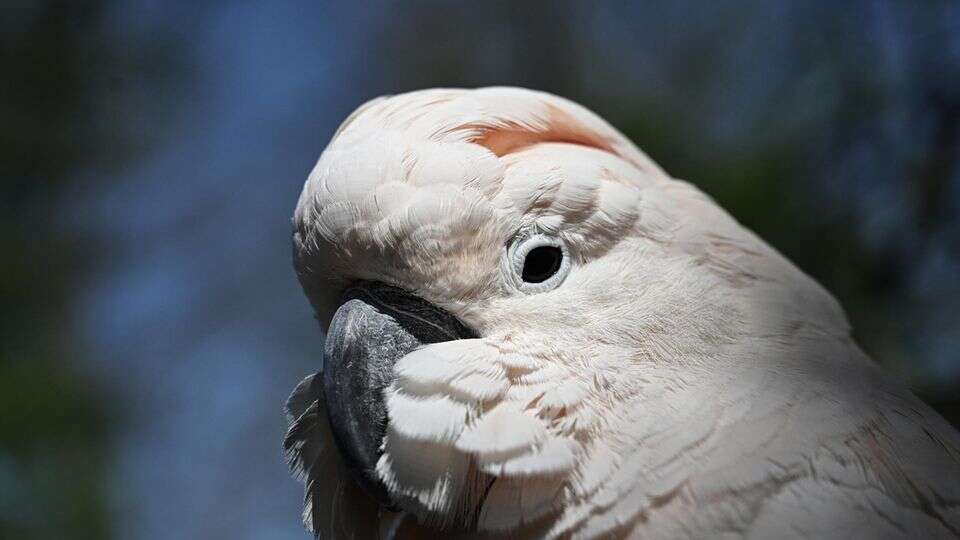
left=479, top=437, right=580, bottom=477
left=384, top=389, right=470, bottom=443
left=455, top=402, right=549, bottom=457
left=377, top=427, right=471, bottom=519
left=290, top=86, right=960, bottom=539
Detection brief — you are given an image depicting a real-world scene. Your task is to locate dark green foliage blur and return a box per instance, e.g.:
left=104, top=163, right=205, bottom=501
left=1, top=2, right=178, bottom=538
left=2, top=1, right=957, bottom=538
left=1, top=4, right=113, bottom=538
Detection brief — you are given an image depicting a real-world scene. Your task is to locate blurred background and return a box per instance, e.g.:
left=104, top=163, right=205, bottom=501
left=2, top=0, right=959, bottom=538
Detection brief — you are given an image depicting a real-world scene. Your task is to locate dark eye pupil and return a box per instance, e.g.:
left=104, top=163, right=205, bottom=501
left=522, top=246, right=563, bottom=283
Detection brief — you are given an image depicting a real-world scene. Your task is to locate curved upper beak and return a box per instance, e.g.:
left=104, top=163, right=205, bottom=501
left=322, top=281, right=476, bottom=507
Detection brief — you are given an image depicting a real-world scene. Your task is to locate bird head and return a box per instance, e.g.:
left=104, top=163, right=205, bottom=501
left=287, top=87, right=848, bottom=537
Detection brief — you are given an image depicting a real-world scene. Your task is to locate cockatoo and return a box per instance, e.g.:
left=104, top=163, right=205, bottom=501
left=284, top=87, right=960, bottom=539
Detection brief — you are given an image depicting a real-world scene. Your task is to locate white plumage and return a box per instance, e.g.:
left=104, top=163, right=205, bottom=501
left=289, top=87, right=960, bottom=538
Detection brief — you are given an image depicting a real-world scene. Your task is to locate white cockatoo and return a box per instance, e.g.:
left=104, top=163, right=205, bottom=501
left=284, top=87, right=960, bottom=539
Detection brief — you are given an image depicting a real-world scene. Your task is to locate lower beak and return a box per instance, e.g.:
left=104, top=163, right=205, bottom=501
left=322, top=281, right=476, bottom=507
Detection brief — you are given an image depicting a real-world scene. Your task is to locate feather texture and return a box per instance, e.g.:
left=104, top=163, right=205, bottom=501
left=289, top=87, right=960, bottom=538
left=283, top=375, right=326, bottom=531
left=284, top=374, right=385, bottom=539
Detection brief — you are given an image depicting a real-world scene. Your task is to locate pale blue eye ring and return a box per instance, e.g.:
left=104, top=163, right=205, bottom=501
left=502, top=234, right=570, bottom=293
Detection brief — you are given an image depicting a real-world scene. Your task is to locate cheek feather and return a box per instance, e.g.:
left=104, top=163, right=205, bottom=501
left=378, top=336, right=599, bottom=531
left=455, top=401, right=550, bottom=457
left=289, top=87, right=960, bottom=539
left=385, top=392, right=470, bottom=444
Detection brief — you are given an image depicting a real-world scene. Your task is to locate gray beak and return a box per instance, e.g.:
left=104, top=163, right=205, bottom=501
left=322, top=281, right=476, bottom=507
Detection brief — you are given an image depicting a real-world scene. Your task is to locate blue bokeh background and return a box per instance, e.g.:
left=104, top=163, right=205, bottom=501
left=3, top=1, right=958, bottom=538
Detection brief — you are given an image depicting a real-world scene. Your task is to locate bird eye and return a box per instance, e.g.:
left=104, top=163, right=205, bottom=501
left=503, top=234, right=571, bottom=293
left=522, top=245, right=563, bottom=283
